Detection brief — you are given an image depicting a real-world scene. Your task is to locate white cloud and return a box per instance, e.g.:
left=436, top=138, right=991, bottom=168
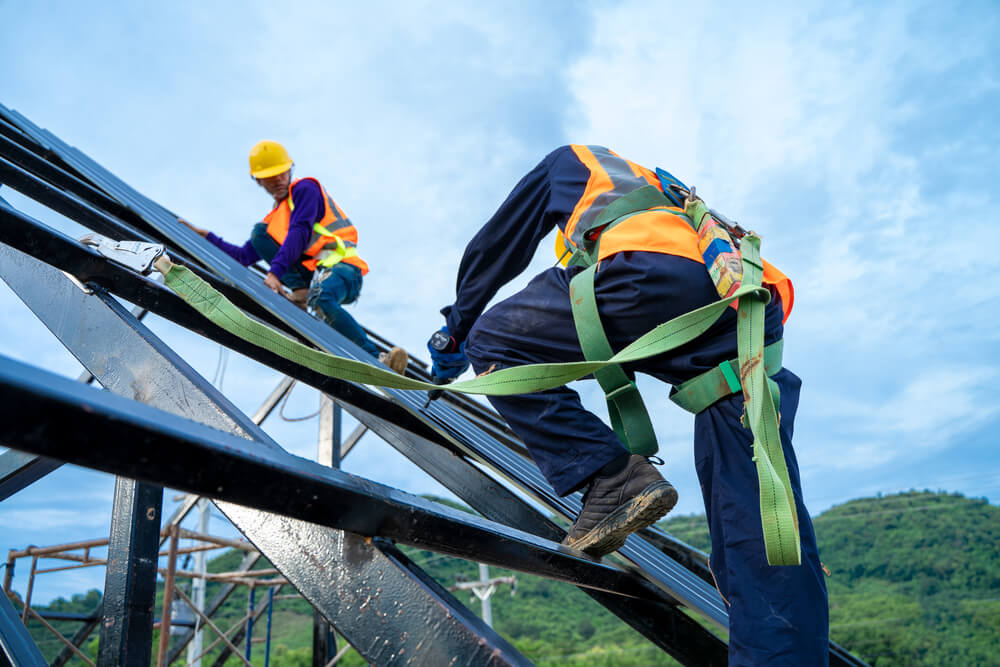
left=565, top=1, right=1000, bottom=489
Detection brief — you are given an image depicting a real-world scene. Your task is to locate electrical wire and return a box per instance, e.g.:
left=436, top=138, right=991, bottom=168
left=210, top=344, right=229, bottom=390
left=278, top=380, right=321, bottom=422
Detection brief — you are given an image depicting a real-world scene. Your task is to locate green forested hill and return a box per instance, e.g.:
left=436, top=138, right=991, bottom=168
left=657, top=491, right=1000, bottom=666
left=12, top=491, right=998, bottom=666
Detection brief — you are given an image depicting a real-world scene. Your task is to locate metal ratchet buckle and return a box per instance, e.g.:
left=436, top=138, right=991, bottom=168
left=709, top=208, right=750, bottom=241
left=79, top=233, right=164, bottom=275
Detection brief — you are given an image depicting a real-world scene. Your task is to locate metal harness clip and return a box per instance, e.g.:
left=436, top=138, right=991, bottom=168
left=79, top=233, right=165, bottom=275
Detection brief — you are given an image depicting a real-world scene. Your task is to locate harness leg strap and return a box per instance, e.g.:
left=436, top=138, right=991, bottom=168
left=569, top=263, right=659, bottom=456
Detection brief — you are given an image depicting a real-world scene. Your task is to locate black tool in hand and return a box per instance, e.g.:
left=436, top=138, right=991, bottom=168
left=424, top=330, right=455, bottom=407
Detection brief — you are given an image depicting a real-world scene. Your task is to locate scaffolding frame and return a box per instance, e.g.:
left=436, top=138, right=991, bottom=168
left=4, top=527, right=294, bottom=667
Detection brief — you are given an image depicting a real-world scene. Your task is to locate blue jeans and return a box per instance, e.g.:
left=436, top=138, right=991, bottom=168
left=249, top=222, right=313, bottom=290
left=250, top=223, right=378, bottom=357
left=307, top=262, right=379, bottom=357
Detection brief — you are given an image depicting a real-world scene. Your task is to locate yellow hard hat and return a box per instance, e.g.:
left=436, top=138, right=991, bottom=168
left=248, top=140, right=293, bottom=179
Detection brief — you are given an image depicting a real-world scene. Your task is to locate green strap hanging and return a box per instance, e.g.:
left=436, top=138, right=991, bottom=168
left=569, top=264, right=658, bottom=456
left=734, top=235, right=801, bottom=565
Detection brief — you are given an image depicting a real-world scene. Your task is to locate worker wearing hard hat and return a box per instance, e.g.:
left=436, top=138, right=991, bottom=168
left=180, top=141, right=406, bottom=373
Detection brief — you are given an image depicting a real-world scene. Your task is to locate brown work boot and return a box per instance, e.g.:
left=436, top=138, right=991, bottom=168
left=288, top=288, right=309, bottom=311
left=562, top=455, right=677, bottom=557
left=378, top=346, right=408, bottom=374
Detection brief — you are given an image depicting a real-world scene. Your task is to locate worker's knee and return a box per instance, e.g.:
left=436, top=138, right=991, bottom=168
left=249, top=222, right=278, bottom=262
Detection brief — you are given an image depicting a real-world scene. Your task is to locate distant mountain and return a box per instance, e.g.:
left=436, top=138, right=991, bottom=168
left=12, top=491, right=997, bottom=666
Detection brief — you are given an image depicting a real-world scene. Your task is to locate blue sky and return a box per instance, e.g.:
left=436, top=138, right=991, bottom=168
left=1, top=1, right=998, bottom=604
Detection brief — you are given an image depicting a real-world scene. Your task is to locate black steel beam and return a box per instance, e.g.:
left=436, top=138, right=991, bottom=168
left=0, top=355, right=664, bottom=602
left=0, top=449, right=60, bottom=502
left=96, top=478, right=163, bottom=667
left=0, top=131, right=170, bottom=249
left=224, top=507, right=531, bottom=666
left=0, top=196, right=734, bottom=644
left=0, top=241, right=537, bottom=663
left=0, top=205, right=451, bottom=451
left=0, top=157, right=295, bottom=335
left=0, top=584, right=46, bottom=667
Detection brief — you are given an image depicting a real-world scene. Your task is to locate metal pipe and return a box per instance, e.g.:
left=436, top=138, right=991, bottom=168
left=24, top=607, right=95, bottom=667
left=155, top=525, right=179, bottom=667
left=245, top=585, right=255, bottom=661
left=265, top=587, right=274, bottom=667
left=20, top=556, right=37, bottom=623
left=173, top=585, right=253, bottom=667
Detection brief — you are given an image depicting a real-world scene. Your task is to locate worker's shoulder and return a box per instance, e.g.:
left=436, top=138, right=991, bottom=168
left=290, top=176, right=324, bottom=195
left=543, top=145, right=576, bottom=162
left=543, top=144, right=614, bottom=168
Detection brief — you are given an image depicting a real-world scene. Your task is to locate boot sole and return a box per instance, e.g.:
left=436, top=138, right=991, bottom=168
left=565, top=481, right=678, bottom=557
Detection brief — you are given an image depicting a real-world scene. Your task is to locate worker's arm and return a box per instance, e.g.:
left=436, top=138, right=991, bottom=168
left=441, top=146, right=589, bottom=343
left=178, top=216, right=263, bottom=267
left=268, top=179, right=324, bottom=279
left=204, top=233, right=261, bottom=267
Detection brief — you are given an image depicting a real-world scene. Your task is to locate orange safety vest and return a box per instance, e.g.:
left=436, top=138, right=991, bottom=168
left=263, top=177, right=369, bottom=275
left=562, top=145, right=794, bottom=323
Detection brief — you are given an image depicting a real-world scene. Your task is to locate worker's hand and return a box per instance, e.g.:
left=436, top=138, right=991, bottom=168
left=178, top=217, right=209, bottom=238
left=264, top=272, right=284, bottom=295
left=427, top=326, right=469, bottom=381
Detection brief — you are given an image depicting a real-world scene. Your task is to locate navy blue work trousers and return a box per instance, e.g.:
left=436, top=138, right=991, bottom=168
left=464, top=251, right=829, bottom=665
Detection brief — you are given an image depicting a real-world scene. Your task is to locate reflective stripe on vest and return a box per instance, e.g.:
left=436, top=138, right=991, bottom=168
left=263, top=177, right=369, bottom=275
left=561, top=146, right=794, bottom=323
left=564, top=145, right=659, bottom=250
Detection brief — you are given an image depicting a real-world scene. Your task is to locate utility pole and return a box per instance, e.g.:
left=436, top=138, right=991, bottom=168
left=186, top=498, right=210, bottom=665
left=451, top=564, right=516, bottom=627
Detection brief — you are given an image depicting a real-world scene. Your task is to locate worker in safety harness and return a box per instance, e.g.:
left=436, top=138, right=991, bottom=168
left=428, top=145, right=828, bottom=665
left=180, top=140, right=407, bottom=373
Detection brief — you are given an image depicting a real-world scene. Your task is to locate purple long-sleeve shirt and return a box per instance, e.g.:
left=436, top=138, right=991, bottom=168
left=206, top=179, right=325, bottom=279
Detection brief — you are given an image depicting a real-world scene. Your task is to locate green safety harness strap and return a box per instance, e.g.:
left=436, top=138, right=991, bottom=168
left=731, top=233, right=801, bottom=565
left=158, top=260, right=765, bottom=398
left=569, top=263, right=659, bottom=456
left=669, top=340, right=783, bottom=414
left=158, top=214, right=801, bottom=563
left=562, top=186, right=800, bottom=565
